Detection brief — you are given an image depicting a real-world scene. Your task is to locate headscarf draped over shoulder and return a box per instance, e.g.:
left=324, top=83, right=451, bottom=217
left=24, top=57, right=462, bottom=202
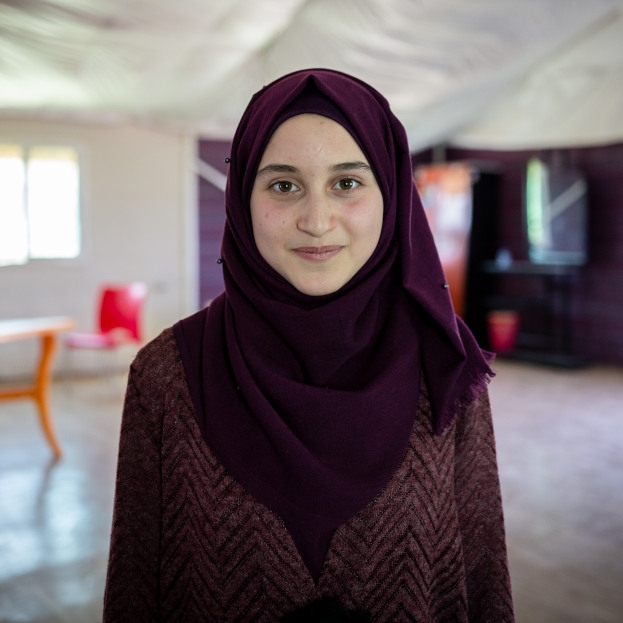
left=174, top=68, right=494, bottom=581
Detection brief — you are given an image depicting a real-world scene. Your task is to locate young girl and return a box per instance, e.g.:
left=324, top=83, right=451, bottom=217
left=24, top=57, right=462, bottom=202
left=104, top=69, right=514, bottom=622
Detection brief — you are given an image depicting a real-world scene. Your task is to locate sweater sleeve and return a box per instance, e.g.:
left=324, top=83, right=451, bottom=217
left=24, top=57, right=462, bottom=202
left=454, top=389, right=515, bottom=622
left=103, top=355, right=163, bottom=621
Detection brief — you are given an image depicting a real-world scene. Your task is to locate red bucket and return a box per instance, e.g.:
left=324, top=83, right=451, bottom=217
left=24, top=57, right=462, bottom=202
left=487, top=311, right=519, bottom=354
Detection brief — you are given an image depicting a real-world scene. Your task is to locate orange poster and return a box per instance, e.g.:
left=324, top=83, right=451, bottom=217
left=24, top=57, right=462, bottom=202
left=414, top=163, right=472, bottom=318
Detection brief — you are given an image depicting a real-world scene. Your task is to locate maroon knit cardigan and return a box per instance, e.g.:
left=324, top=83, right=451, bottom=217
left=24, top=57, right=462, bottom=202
left=103, top=329, right=514, bottom=622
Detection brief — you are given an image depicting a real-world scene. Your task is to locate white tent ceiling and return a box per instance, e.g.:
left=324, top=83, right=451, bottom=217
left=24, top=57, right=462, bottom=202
left=1, top=0, right=623, bottom=152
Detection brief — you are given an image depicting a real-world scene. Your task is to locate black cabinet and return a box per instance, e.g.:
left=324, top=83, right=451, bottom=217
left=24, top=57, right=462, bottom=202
left=481, top=261, right=584, bottom=367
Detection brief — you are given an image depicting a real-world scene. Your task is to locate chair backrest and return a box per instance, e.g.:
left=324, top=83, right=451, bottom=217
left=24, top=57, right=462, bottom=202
left=98, top=282, right=148, bottom=341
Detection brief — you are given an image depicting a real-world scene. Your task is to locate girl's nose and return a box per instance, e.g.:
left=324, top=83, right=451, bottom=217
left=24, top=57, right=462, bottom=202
left=297, top=193, right=335, bottom=237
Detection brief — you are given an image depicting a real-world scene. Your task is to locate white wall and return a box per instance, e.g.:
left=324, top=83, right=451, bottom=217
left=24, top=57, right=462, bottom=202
left=0, top=118, right=198, bottom=378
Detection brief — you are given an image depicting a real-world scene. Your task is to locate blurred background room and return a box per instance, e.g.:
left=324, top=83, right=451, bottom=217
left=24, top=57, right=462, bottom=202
left=1, top=1, right=622, bottom=621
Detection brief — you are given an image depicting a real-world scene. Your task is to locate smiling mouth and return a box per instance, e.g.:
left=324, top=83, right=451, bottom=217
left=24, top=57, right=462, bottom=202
left=293, top=246, right=343, bottom=260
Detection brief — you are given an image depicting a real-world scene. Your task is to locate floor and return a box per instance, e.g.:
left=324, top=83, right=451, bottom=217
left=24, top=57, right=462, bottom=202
left=490, top=360, right=623, bottom=623
left=0, top=360, right=622, bottom=622
left=0, top=376, right=122, bottom=623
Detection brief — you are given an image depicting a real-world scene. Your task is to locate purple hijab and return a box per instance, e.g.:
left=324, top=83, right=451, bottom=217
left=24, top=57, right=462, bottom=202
left=174, top=69, right=493, bottom=581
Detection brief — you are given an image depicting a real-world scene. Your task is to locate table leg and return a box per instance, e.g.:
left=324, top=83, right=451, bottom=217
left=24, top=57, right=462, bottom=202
left=34, top=333, right=63, bottom=458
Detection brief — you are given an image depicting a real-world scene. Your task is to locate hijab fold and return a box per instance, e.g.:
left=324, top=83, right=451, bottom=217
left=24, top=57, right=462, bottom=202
left=174, top=69, right=493, bottom=582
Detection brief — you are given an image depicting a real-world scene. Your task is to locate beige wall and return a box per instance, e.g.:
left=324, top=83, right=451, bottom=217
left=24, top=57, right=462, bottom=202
left=0, top=118, right=198, bottom=378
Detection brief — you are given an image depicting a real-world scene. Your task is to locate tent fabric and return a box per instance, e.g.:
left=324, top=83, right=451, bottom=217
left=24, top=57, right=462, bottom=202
left=1, top=0, right=622, bottom=151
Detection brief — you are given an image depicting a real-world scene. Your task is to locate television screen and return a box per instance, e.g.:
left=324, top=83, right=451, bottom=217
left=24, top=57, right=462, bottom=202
left=525, top=157, right=588, bottom=265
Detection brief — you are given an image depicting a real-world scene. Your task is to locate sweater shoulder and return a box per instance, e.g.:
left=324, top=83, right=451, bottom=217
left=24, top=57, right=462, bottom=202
left=128, top=327, right=183, bottom=396
left=134, top=325, right=177, bottom=363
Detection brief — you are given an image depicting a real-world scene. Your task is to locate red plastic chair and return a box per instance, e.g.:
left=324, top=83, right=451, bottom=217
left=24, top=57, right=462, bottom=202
left=65, top=282, right=148, bottom=373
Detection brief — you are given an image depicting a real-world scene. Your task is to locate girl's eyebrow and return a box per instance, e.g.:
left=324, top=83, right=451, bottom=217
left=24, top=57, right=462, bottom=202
left=330, top=161, right=372, bottom=173
left=255, top=164, right=298, bottom=177
left=256, top=161, right=372, bottom=177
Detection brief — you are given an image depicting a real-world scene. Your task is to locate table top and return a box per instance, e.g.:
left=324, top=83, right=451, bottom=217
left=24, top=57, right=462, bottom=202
left=0, top=316, right=76, bottom=343
left=482, top=260, right=579, bottom=276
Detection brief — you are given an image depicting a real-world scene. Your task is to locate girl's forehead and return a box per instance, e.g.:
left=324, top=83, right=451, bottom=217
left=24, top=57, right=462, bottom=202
left=258, top=114, right=369, bottom=171
left=260, top=114, right=366, bottom=160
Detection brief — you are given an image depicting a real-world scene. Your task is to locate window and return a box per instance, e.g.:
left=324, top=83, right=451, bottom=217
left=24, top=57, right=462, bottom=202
left=525, top=157, right=588, bottom=265
left=0, top=144, right=81, bottom=266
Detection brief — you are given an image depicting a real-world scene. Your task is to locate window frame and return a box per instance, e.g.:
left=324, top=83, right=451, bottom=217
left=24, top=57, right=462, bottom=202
left=0, top=138, right=86, bottom=268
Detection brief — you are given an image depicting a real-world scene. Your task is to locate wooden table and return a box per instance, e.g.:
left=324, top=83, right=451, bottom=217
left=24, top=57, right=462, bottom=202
left=0, top=316, right=75, bottom=458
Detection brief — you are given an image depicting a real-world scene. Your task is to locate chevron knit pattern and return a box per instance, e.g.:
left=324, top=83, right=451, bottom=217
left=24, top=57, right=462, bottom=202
left=103, top=329, right=514, bottom=622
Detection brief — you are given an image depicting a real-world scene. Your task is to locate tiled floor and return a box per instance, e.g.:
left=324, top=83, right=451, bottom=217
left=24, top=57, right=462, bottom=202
left=0, top=360, right=622, bottom=622
left=489, top=360, right=623, bottom=623
left=0, top=376, right=123, bottom=623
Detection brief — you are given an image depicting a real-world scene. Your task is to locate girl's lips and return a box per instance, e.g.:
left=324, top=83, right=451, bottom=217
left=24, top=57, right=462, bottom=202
left=293, top=246, right=342, bottom=261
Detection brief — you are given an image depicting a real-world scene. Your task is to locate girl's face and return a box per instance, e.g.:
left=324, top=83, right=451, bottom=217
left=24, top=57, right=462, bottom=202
left=250, top=114, right=384, bottom=296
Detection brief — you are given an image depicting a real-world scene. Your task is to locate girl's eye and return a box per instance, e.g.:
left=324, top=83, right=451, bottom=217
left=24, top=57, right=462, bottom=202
left=334, top=178, right=360, bottom=191
left=271, top=181, right=299, bottom=193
